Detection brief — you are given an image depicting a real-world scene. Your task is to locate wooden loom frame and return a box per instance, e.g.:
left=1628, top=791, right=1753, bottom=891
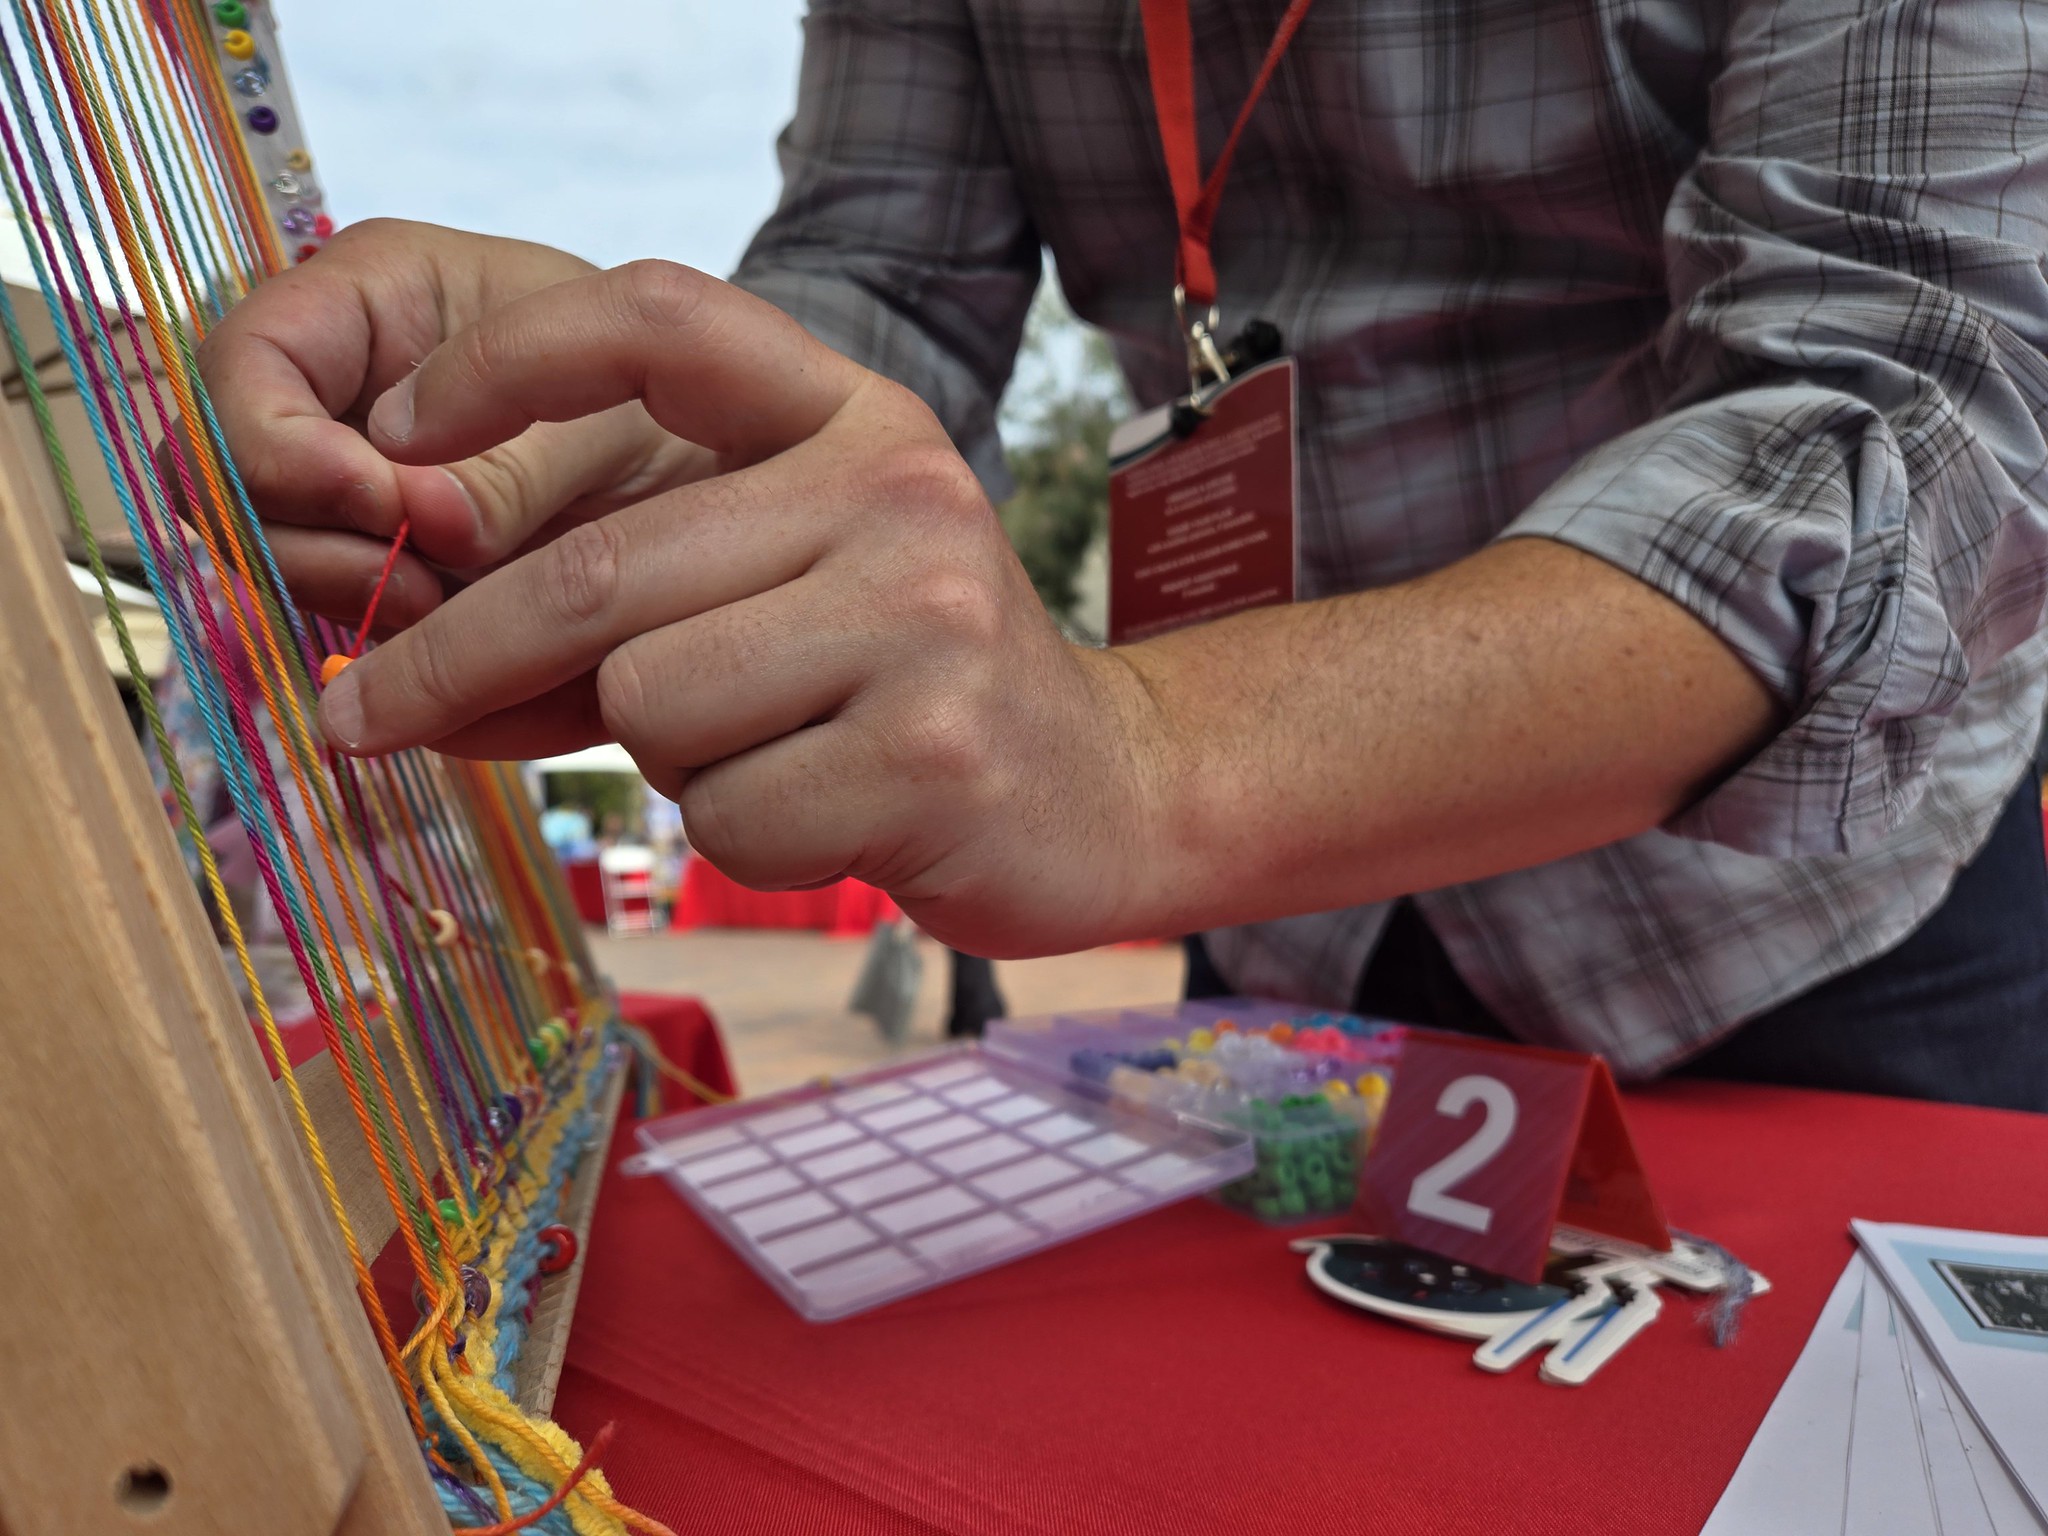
left=0, top=336, right=625, bottom=1531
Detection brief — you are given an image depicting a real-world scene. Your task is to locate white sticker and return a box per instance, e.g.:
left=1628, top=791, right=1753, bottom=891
left=833, top=1081, right=915, bottom=1114
left=1123, top=1152, right=1200, bottom=1193
left=800, top=1246, right=927, bottom=1305
left=910, top=1210, right=1029, bottom=1262
left=907, top=1059, right=984, bottom=1089
left=859, top=1096, right=949, bottom=1132
left=868, top=1185, right=984, bottom=1236
left=746, top=1103, right=830, bottom=1138
left=829, top=1160, right=935, bottom=1208
left=674, top=1145, right=773, bottom=1189
left=731, top=1191, right=837, bottom=1240
left=1019, top=1177, right=1140, bottom=1230
left=1069, top=1131, right=1149, bottom=1169
left=970, top=1153, right=1080, bottom=1202
left=702, top=1167, right=804, bottom=1213
left=928, top=1133, right=1029, bottom=1176
left=940, top=1076, right=1009, bottom=1108
left=980, top=1094, right=1055, bottom=1126
left=769, top=1120, right=865, bottom=1159
left=643, top=1125, right=744, bottom=1163
left=892, top=1113, right=985, bottom=1153
left=1020, top=1112, right=1095, bottom=1148
left=759, top=1216, right=877, bottom=1273
left=798, top=1139, right=894, bottom=1182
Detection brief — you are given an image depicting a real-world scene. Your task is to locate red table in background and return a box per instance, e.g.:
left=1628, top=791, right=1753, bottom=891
left=669, top=858, right=899, bottom=935
left=555, top=1056, right=2048, bottom=1536
left=564, top=856, right=606, bottom=926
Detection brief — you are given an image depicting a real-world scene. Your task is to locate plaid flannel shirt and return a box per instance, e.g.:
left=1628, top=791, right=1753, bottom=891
left=734, top=0, right=2048, bottom=1075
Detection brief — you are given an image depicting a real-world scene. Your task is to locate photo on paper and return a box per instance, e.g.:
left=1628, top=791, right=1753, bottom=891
left=1933, top=1261, right=2048, bottom=1341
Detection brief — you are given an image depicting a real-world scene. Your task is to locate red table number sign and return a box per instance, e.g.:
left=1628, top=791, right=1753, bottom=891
left=1358, top=1032, right=1670, bottom=1283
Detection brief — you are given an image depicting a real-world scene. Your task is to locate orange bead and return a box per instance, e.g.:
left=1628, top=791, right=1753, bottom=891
left=319, top=653, right=352, bottom=686
left=1215, top=1020, right=1238, bottom=1035
left=1268, top=1022, right=1294, bottom=1044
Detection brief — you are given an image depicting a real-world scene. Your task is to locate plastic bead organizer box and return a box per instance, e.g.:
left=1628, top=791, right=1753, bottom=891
left=0, top=4, right=677, bottom=1533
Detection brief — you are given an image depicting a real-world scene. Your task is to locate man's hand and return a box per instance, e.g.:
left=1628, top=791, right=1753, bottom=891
left=292, top=256, right=1167, bottom=957
left=194, top=219, right=713, bottom=636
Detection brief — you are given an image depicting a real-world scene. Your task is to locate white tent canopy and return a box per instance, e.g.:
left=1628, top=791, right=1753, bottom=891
left=530, top=742, right=641, bottom=775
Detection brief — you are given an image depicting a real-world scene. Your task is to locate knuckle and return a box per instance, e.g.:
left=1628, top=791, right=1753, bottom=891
left=896, top=695, right=995, bottom=786
left=398, top=622, right=466, bottom=717
left=878, top=442, right=986, bottom=521
left=616, top=260, right=705, bottom=335
left=903, top=564, right=1005, bottom=651
left=461, top=444, right=546, bottom=547
left=538, top=520, right=621, bottom=626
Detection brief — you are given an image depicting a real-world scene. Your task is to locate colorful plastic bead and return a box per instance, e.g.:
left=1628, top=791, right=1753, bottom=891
left=284, top=147, right=312, bottom=171
left=280, top=205, right=314, bottom=235
left=231, top=64, right=267, bottom=96
left=459, top=1264, right=491, bottom=1319
left=536, top=1225, right=578, bottom=1277
left=221, top=27, right=255, bottom=59
left=1267, top=1022, right=1293, bottom=1044
left=213, top=1, right=247, bottom=25
left=312, top=213, right=334, bottom=238
left=246, top=105, right=279, bottom=134
left=436, top=1197, right=462, bottom=1226
left=1187, top=1028, right=1215, bottom=1052
left=499, top=1091, right=524, bottom=1130
left=318, top=653, right=350, bottom=686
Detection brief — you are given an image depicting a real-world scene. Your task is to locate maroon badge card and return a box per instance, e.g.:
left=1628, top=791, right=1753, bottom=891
left=1357, top=1031, right=1672, bottom=1285
left=1106, top=356, right=1298, bottom=645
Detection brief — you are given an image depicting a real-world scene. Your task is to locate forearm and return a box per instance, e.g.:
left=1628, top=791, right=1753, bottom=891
left=1106, top=537, right=1783, bottom=939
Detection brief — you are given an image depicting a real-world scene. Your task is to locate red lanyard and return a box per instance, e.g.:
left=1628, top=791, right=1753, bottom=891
left=1138, top=0, right=1317, bottom=312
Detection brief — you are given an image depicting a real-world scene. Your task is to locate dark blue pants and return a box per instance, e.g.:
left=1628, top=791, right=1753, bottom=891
left=1185, top=779, right=2048, bottom=1111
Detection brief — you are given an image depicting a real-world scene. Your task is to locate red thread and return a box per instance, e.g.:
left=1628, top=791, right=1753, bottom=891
left=451, top=1421, right=616, bottom=1535
left=350, top=517, right=412, bottom=658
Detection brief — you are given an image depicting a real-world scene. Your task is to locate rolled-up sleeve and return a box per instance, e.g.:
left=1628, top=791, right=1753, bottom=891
left=731, top=0, right=1041, bottom=499
left=1499, top=0, right=2048, bottom=856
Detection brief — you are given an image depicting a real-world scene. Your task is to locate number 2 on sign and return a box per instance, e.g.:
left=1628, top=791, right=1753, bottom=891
left=1406, top=1075, right=1518, bottom=1234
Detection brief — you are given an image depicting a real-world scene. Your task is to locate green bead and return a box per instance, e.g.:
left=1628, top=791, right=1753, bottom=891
left=1254, top=1196, right=1284, bottom=1221
left=1278, top=1190, right=1307, bottom=1217
left=438, top=1198, right=462, bottom=1224
left=213, top=0, right=247, bottom=24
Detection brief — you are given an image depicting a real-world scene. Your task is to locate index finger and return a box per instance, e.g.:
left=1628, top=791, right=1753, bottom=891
left=364, top=261, right=864, bottom=472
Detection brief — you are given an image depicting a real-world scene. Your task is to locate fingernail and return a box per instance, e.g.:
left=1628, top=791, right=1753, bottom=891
left=371, top=371, right=416, bottom=445
left=438, top=465, right=482, bottom=541
left=319, top=667, right=366, bottom=750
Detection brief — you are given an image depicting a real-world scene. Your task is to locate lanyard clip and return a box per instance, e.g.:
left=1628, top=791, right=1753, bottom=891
left=1174, top=282, right=1231, bottom=404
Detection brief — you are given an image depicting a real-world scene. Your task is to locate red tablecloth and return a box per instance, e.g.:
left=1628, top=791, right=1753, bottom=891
left=670, top=858, right=899, bottom=935
left=553, top=1078, right=2048, bottom=1536
left=615, top=991, right=739, bottom=1103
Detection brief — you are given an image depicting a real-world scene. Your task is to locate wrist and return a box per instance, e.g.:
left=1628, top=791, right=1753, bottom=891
left=1071, top=641, right=1203, bottom=944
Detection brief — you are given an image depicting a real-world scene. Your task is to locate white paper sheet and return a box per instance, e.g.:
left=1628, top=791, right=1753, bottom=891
left=1701, top=1254, right=1864, bottom=1536
left=1846, top=1266, right=1941, bottom=1536
left=1854, top=1221, right=2048, bottom=1525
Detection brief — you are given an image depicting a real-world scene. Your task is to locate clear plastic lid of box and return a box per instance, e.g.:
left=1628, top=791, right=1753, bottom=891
left=625, top=1045, right=1256, bottom=1321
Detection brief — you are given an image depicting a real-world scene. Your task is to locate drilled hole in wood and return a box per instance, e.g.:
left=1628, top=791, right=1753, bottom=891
left=115, top=1465, right=172, bottom=1517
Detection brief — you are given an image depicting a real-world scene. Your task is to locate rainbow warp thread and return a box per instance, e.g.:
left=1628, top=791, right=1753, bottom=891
left=0, top=2, right=671, bottom=1530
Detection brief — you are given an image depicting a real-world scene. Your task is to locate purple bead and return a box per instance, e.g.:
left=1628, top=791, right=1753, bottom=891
left=499, top=1091, right=524, bottom=1130
left=459, top=1264, right=492, bottom=1318
left=280, top=205, right=314, bottom=235
left=246, top=105, right=279, bottom=134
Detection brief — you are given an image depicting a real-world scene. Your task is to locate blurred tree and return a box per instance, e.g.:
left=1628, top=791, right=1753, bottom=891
left=545, top=769, right=642, bottom=836
left=997, top=274, right=1129, bottom=638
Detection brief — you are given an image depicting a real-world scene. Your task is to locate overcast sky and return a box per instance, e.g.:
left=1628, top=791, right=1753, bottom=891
left=282, top=0, right=809, bottom=275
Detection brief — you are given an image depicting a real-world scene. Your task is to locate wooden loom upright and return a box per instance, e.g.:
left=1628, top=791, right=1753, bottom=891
left=0, top=5, right=629, bottom=1533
